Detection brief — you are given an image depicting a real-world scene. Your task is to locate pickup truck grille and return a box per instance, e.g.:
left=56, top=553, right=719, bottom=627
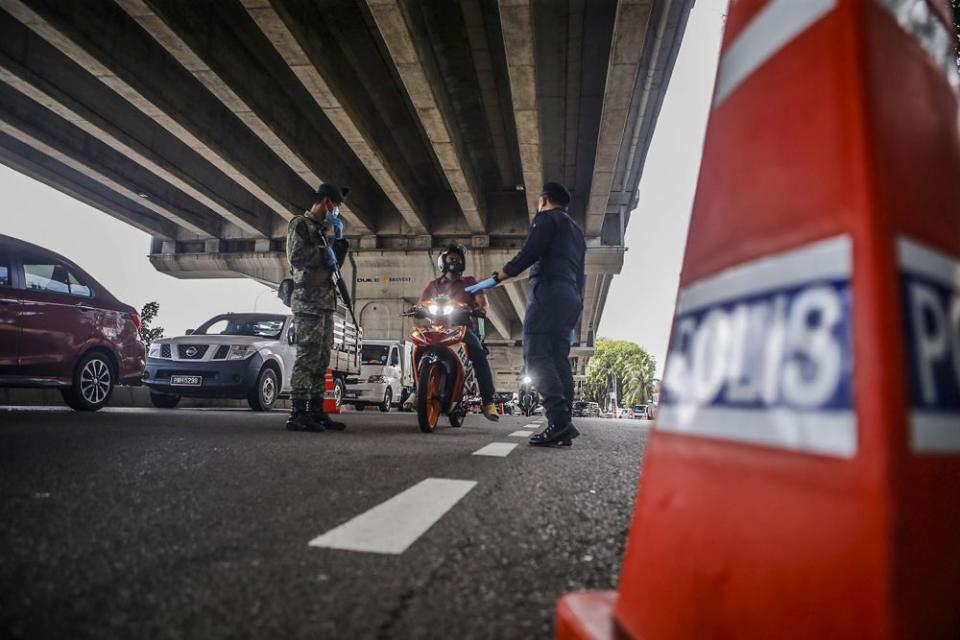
left=177, top=344, right=209, bottom=360
left=160, top=344, right=171, bottom=358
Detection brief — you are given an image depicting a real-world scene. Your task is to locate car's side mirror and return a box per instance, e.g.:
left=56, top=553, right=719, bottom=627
left=185, top=329, right=195, bottom=335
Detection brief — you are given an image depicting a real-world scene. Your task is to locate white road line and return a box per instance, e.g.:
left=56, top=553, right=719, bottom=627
left=522, top=423, right=539, bottom=429
left=307, top=478, right=476, bottom=555
left=472, top=442, right=518, bottom=457
left=508, top=430, right=533, bottom=437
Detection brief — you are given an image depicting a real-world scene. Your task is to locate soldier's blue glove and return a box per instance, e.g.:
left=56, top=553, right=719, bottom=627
left=323, top=246, right=337, bottom=268
left=465, top=277, right=497, bottom=294
left=328, top=209, right=344, bottom=240
left=568, top=329, right=576, bottom=346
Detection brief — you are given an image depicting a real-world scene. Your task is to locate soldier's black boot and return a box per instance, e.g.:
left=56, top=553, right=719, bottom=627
left=529, top=421, right=580, bottom=447
left=286, top=399, right=317, bottom=431
left=308, top=401, right=346, bottom=431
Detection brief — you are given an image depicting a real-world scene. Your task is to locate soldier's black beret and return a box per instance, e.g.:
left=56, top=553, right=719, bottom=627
left=314, top=183, right=350, bottom=203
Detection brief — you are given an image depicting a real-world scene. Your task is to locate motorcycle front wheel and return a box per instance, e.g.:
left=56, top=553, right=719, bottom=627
left=417, top=361, right=445, bottom=433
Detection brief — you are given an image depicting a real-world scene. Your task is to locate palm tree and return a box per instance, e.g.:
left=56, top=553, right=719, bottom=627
left=620, top=358, right=656, bottom=407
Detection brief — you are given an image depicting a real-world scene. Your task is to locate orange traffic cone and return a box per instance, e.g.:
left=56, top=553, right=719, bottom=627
left=323, top=369, right=339, bottom=415
left=556, top=1, right=960, bottom=638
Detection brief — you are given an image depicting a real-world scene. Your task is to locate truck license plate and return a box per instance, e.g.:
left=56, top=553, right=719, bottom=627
left=170, top=375, right=202, bottom=386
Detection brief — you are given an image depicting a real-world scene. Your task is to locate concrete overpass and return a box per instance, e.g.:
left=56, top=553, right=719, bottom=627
left=0, top=0, right=693, bottom=391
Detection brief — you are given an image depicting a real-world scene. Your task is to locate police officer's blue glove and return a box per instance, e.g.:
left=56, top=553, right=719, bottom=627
left=323, top=246, right=337, bottom=268
left=465, top=277, right=497, bottom=294
left=328, top=210, right=344, bottom=240
left=568, top=329, right=577, bottom=346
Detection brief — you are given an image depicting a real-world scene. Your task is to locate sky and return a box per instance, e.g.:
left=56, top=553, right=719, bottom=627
left=598, top=0, right=727, bottom=375
left=0, top=0, right=727, bottom=375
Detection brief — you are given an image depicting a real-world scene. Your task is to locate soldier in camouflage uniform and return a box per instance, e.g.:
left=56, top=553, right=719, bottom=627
left=285, top=183, right=349, bottom=432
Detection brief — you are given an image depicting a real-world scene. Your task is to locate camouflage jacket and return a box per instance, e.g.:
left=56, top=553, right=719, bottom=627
left=286, top=214, right=339, bottom=314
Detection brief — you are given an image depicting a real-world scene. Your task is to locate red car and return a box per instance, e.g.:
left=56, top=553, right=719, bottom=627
left=0, top=234, right=145, bottom=410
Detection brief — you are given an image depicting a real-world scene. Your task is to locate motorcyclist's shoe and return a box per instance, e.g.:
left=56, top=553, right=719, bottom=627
left=308, top=402, right=346, bottom=431
left=530, top=422, right=579, bottom=447
left=287, top=400, right=324, bottom=432
left=481, top=403, right=500, bottom=422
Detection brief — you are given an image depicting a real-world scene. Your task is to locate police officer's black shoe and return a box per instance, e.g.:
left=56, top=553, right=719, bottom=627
left=307, top=401, right=346, bottom=431
left=529, top=422, right=579, bottom=447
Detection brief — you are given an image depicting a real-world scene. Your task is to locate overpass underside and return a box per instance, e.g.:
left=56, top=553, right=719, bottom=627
left=0, top=0, right=692, bottom=391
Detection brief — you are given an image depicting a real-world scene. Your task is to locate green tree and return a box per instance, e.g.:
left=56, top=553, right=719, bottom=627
left=583, top=338, right=656, bottom=409
left=139, top=301, right=164, bottom=346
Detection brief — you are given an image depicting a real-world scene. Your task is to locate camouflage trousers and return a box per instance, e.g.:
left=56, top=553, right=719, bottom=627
left=290, top=311, right=334, bottom=401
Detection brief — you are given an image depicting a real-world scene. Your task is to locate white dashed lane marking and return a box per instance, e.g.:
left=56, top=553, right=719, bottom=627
left=472, top=442, right=518, bottom=457
left=308, top=478, right=477, bottom=555
left=522, top=423, right=540, bottom=429
left=507, top=430, right=532, bottom=437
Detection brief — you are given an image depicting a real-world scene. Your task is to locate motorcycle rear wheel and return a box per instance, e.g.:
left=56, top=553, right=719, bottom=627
left=417, top=362, right=444, bottom=433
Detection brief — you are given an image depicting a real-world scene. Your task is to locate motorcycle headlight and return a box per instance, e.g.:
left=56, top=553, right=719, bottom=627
left=443, top=305, right=454, bottom=315
left=227, top=345, right=256, bottom=360
left=428, top=304, right=439, bottom=315
left=522, top=376, right=532, bottom=384
left=148, top=343, right=162, bottom=358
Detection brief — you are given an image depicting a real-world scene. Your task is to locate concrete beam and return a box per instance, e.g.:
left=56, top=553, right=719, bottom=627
left=0, top=0, right=296, bottom=230
left=504, top=280, right=527, bottom=321
left=585, top=0, right=655, bottom=236
left=0, top=9, right=271, bottom=238
left=239, top=0, right=426, bottom=236
left=0, top=138, right=177, bottom=240
left=115, top=0, right=372, bottom=236
left=365, top=0, right=486, bottom=234
left=0, top=112, right=219, bottom=237
left=483, top=287, right=514, bottom=341
left=498, top=0, right=542, bottom=220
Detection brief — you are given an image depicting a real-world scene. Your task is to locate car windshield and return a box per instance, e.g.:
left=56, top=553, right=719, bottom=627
left=194, top=314, right=285, bottom=339
left=362, top=345, right=390, bottom=365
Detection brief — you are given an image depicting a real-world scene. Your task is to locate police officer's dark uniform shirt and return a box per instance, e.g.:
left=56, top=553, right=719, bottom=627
left=503, top=207, right=586, bottom=426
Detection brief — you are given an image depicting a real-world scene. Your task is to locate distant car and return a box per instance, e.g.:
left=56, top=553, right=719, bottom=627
left=350, top=340, right=414, bottom=412
left=572, top=401, right=601, bottom=418
left=0, top=234, right=145, bottom=411
left=633, top=404, right=648, bottom=420
left=143, top=313, right=295, bottom=411
left=601, top=410, right=614, bottom=419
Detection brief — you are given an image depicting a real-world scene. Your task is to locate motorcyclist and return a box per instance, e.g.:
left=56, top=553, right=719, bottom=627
left=417, top=245, right=500, bottom=422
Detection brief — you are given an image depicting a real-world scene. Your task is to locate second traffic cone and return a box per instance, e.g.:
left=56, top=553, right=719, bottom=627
left=556, top=0, right=960, bottom=638
left=323, top=369, right=339, bottom=414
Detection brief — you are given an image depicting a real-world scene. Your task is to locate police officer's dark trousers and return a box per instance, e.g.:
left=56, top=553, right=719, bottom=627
left=523, top=278, right=581, bottom=427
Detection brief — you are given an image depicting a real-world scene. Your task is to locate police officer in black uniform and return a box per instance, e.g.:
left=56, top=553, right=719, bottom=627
left=468, top=181, right=586, bottom=446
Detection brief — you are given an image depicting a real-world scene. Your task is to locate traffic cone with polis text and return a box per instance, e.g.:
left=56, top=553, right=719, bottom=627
left=555, top=0, right=960, bottom=638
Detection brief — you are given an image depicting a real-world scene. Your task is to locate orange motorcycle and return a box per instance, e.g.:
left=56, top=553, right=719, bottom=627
left=402, top=295, right=483, bottom=432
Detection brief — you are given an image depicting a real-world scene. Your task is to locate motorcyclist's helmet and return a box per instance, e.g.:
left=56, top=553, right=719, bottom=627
left=437, top=244, right=467, bottom=274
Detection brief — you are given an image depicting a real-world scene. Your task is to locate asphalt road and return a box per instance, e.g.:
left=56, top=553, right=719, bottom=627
left=0, top=406, right=649, bottom=640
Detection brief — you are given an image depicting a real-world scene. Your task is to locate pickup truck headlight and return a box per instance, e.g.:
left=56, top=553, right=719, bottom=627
left=368, top=375, right=386, bottom=383
left=148, top=343, right=163, bottom=358
left=227, top=345, right=257, bottom=360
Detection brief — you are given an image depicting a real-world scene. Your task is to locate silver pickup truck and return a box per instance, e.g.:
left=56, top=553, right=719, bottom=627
left=143, top=306, right=361, bottom=411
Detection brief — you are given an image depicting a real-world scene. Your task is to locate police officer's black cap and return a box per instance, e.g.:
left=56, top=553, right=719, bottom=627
left=314, top=183, right=349, bottom=204
left=539, top=181, right=571, bottom=206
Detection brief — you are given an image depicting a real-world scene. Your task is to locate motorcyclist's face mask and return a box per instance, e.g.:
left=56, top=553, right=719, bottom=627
left=445, top=254, right=465, bottom=274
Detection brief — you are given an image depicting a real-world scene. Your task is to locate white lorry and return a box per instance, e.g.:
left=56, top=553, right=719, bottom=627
left=347, top=340, right=414, bottom=412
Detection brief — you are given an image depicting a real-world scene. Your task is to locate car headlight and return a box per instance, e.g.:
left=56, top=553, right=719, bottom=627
left=148, top=343, right=163, bottom=358
left=227, top=345, right=256, bottom=360
left=368, top=375, right=386, bottom=383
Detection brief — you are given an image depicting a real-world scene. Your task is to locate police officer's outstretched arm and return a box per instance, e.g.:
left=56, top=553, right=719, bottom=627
left=502, top=212, right=554, bottom=279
